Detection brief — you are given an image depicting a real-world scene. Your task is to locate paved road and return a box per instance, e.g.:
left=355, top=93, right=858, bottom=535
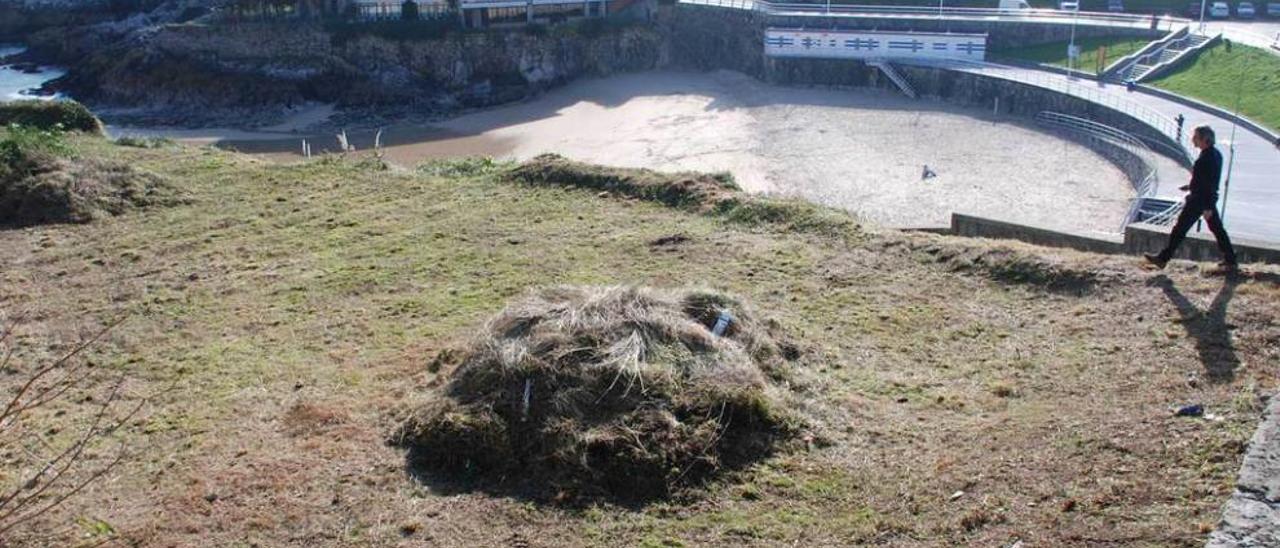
left=1200, top=20, right=1280, bottom=52
left=946, top=62, right=1280, bottom=243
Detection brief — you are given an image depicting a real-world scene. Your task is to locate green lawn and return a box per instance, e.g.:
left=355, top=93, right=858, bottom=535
left=993, top=36, right=1153, bottom=73
left=1150, top=41, right=1280, bottom=133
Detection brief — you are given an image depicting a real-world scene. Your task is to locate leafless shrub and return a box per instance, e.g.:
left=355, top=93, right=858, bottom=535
left=0, top=315, right=144, bottom=542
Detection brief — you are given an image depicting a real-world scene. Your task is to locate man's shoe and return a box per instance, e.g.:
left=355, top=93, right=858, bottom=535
left=1144, top=253, right=1168, bottom=269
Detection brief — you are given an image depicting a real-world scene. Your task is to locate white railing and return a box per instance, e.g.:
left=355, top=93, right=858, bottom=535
left=899, top=58, right=1185, bottom=154
left=680, top=0, right=1190, bottom=30
left=1035, top=111, right=1170, bottom=230
left=1141, top=200, right=1182, bottom=226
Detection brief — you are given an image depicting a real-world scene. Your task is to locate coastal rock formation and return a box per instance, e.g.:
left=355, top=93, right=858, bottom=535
left=23, top=17, right=667, bottom=126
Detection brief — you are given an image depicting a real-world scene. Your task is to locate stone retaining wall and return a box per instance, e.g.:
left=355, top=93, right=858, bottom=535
left=950, top=214, right=1280, bottom=265
left=668, top=6, right=1187, bottom=165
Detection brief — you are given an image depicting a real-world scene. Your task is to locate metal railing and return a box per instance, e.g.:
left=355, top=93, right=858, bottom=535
left=1036, top=111, right=1158, bottom=191
left=868, top=60, right=917, bottom=98
left=680, top=0, right=1190, bottom=29
left=1035, top=111, right=1170, bottom=231
left=899, top=58, right=1184, bottom=151
left=1118, top=31, right=1210, bottom=82
left=1141, top=200, right=1182, bottom=226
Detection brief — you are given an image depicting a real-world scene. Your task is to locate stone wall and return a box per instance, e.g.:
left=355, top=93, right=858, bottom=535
left=667, top=6, right=1184, bottom=164
left=951, top=214, right=1280, bottom=265
left=950, top=213, right=1125, bottom=254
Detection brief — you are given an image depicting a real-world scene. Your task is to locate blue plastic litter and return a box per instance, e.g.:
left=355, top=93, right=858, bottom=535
left=1175, top=404, right=1204, bottom=417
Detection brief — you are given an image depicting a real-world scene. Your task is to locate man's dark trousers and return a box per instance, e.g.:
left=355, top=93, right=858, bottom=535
left=1156, top=200, right=1236, bottom=263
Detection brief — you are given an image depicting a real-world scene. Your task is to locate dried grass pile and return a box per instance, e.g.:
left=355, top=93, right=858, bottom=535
left=508, top=153, right=740, bottom=212
left=393, top=285, right=807, bottom=500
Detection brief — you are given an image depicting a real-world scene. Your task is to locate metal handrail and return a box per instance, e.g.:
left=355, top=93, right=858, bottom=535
left=898, top=58, right=1183, bottom=147
left=1143, top=201, right=1183, bottom=226
left=1035, top=111, right=1169, bottom=231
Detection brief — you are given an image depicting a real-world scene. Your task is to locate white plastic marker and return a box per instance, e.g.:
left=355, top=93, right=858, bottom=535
left=712, top=310, right=734, bottom=336
left=521, top=378, right=532, bottom=421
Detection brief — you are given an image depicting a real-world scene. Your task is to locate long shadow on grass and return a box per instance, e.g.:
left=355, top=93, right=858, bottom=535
left=1151, top=274, right=1242, bottom=383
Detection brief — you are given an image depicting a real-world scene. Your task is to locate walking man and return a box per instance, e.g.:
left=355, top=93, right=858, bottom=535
left=1145, top=125, right=1237, bottom=270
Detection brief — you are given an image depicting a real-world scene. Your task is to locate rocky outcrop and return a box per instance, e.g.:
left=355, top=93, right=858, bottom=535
left=25, top=17, right=667, bottom=126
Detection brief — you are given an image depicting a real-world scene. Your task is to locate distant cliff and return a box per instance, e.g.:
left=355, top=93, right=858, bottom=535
left=22, top=16, right=667, bottom=126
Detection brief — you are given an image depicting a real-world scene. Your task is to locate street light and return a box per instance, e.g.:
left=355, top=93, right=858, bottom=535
left=1220, top=45, right=1245, bottom=223
left=1198, top=0, right=1207, bottom=33
left=1067, top=6, right=1079, bottom=77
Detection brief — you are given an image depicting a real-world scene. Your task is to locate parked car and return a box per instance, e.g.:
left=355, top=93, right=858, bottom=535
left=1268, top=1, right=1280, bottom=16
left=1108, top=0, right=1125, bottom=11
left=1238, top=1, right=1257, bottom=16
left=1210, top=0, right=1230, bottom=16
left=1059, top=0, right=1079, bottom=10
left=999, top=0, right=1031, bottom=10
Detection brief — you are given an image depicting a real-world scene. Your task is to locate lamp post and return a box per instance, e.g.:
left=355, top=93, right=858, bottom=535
left=1067, top=7, right=1079, bottom=77
left=1220, top=47, right=1245, bottom=223
left=1198, top=0, right=1207, bottom=33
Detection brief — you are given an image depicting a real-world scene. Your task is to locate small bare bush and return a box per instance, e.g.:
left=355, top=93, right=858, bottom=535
left=0, top=316, right=143, bottom=542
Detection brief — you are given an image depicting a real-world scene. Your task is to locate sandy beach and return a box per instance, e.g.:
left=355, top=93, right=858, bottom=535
left=116, top=70, right=1141, bottom=233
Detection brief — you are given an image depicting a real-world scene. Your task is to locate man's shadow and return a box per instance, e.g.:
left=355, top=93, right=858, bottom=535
left=1151, top=274, right=1242, bottom=383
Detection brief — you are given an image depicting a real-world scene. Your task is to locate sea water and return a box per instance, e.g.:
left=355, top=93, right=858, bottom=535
left=0, top=44, right=65, bottom=101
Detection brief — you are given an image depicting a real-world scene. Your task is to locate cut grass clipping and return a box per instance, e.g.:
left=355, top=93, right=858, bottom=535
left=509, top=153, right=860, bottom=238
left=393, top=285, right=807, bottom=501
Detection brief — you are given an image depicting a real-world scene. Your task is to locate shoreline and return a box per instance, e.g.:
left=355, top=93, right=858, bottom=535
left=111, top=70, right=1140, bottom=234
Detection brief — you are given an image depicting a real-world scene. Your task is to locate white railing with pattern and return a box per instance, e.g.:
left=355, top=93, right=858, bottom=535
left=680, top=0, right=1189, bottom=30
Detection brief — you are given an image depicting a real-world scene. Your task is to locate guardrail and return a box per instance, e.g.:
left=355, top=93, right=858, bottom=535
left=1103, top=24, right=1186, bottom=80
left=680, top=0, right=1190, bottom=29
left=900, top=58, right=1185, bottom=154
left=1034, top=111, right=1178, bottom=231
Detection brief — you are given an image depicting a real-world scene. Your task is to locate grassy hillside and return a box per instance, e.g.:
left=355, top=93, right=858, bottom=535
left=991, top=36, right=1152, bottom=72
left=1, top=135, right=1278, bottom=546
left=1150, top=41, right=1280, bottom=133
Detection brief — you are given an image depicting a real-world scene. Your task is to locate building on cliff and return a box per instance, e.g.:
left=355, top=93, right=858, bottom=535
left=348, top=0, right=452, bottom=19
left=458, top=0, right=612, bottom=27
left=346, top=0, right=616, bottom=27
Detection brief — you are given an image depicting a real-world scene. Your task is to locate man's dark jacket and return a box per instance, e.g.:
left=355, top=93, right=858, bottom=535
left=1187, top=146, right=1223, bottom=209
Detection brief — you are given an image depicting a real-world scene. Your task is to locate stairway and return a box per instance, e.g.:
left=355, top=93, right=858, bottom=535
left=1118, top=33, right=1214, bottom=83
left=868, top=60, right=917, bottom=99
left=1132, top=197, right=1182, bottom=226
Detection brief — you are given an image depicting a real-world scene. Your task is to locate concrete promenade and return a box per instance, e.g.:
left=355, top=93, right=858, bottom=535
left=947, top=62, right=1280, bottom=243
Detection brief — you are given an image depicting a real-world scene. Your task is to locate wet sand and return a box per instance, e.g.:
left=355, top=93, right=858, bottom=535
left=116, top=70, right=1137, bottom=233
